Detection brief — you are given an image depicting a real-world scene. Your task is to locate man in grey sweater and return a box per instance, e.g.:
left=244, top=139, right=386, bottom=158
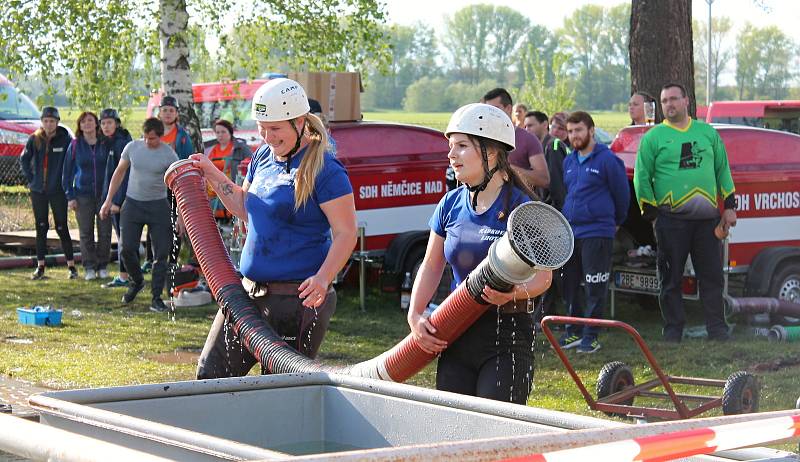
left=101, top=118, right=179, bottom=312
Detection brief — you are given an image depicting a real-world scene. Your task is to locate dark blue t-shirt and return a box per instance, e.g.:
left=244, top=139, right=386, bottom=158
left=430, top=184, right=531, bottom=289
left=241, top=144, right=352, bottom=282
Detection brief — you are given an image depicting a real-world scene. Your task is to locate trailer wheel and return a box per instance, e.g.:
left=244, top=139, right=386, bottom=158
left=768, top=262, right=800, bottom=326
left=597, top=361, right=635, bottom=416
left=722, top=371, right=759, bottom=415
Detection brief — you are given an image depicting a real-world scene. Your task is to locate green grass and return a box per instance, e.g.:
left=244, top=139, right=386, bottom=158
left=59, top=108, right=629, bottom=140
left=363, top=111, right=451, bottom=132
left=2, top=266, right=800, bottom=410
left=4, top=107, right=796, bottom=452
left=363, top=110, right=631, bottom=138
left=61, top=108, right=148, bottom=138
left=1, top=267, right=799, bottom=452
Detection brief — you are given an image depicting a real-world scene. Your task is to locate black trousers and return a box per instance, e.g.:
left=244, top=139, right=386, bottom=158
left=655, top=214, right=727, bottom=340
left=436, top=310, right=534, bottom=405
left=562, top=237, right=613, bottom=341
left=75, top=195, right=112, bottom=270
left=30, top=191, right=74, bottom=262
left=120, top=198, right=171, bottom=299
left=196, top=279, right=337, bottom=379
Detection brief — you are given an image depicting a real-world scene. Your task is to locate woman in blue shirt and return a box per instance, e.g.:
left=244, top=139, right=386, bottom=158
left=407, top=103, right=552, bottom=404
left=190, top=78, right=357, bottom=379
left=63, top=111, right=112, bottom=281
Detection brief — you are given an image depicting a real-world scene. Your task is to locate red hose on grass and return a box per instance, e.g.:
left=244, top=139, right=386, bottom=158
left=165, top=160, right=561, bottom=382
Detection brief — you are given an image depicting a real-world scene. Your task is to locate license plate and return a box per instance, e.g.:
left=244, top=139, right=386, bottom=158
left=615, top=271, right=660, bottom=293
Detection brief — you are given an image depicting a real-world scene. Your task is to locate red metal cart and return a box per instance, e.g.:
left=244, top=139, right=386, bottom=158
left=541, top=315, right=759, bottom=420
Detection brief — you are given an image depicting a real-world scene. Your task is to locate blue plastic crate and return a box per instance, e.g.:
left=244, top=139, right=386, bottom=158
left=17, top=306, right=62, bottom=327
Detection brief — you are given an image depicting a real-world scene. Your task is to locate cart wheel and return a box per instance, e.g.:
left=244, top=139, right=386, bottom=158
left=597, top=361, right=635, bottom=416
left=722, top=371, right=759, bottom=415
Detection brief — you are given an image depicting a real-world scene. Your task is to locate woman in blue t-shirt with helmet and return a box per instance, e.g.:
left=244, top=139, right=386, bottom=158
left=190, top=78, right=357, bottom=379
left=407, top=103, right=552, bottom=404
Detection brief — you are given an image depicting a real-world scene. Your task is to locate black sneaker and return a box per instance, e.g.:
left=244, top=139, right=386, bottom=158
left=122, top=281, right=145, bottom=304
left=68, top=266, right=79, bottom=279
left=31, top=266, right=45, bottom=280
left=149, top=297, right=167, bottom=313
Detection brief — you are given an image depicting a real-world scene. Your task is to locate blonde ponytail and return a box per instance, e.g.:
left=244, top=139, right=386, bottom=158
left=293, top=113, right=329, bottom=210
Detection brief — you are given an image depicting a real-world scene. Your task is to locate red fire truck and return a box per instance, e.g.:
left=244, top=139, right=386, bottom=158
left=331, top=121, right=448, bottom=278
left=146, top=79, right=271, bottom=150
left=610, top=125, right=800, bottom=324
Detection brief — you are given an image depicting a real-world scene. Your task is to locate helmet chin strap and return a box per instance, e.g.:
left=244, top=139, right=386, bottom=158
left=283, top=118, right=306, bottom=173
left=466, top=139, right=498, bottom=210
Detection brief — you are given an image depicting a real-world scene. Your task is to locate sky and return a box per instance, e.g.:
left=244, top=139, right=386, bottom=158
left=382, top=0, right=800, bottom=85
left=383, top=0, right=799, bottom=39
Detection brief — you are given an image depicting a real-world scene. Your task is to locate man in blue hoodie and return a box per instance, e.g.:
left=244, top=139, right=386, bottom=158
left=559, top=111, right=629, bottom=353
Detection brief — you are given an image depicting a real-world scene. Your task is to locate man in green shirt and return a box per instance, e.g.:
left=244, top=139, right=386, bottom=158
left=634, top=83, right=737, bottom=342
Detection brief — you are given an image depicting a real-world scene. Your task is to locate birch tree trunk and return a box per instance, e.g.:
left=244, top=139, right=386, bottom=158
left=629, top=0, right=696, bottom=118
left=159, top=0, right=202, bottom=150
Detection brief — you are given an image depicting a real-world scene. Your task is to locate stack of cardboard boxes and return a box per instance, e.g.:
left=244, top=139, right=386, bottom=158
left=289, top=72, right=363, bottom=122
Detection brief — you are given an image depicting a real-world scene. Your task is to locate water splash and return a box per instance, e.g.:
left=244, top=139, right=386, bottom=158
left=495, top=304, right=501, bottom=387
left=168, top=193, right=182, bottom=318
left=303, top=306, right=319, bottom=355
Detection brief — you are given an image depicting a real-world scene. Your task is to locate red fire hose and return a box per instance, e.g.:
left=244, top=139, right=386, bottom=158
left=165, top=160, right=571, bottom=382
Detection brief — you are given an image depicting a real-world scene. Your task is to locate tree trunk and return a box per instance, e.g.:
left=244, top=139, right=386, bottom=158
left=629, top=0, right=696, bottom=118
left=159, top=0, right=203, bottom=151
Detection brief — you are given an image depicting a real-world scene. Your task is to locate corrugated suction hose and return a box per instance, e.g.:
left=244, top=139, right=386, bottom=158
left=165, top=160, right=574, bottom=382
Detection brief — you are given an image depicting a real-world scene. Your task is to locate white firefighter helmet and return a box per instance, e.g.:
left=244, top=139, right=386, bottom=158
left=445, top=103, right=515, bottom=151
left=251, top=78, right=311, bottom=122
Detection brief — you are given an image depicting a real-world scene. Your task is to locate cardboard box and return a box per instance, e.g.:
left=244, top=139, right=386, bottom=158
left=289, top=72, right=362, bottom=122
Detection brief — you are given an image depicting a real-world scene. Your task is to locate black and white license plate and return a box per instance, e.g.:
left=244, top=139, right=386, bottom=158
left=615, top=271, right=660, bottom=293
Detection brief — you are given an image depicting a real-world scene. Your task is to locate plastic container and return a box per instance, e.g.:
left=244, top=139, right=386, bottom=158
left=16, top=306, right=63, bottom=327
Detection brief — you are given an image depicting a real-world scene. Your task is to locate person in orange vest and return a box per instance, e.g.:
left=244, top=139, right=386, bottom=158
left=204, top=119, right=251, bottom=219
left=157, top=95, right=194, bottom=159
left=203, top=119, right=250, bottom=183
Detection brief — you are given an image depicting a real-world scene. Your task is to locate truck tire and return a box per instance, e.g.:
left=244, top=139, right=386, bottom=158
left=403, top=245, right=454, bottom=304
left=402, top=245, right=426, bottom=284
left=768, top=262, right=800, bottom=326
left=722, top=371, right=759, bottom=415
left=596, top=361, right=635, bottom=416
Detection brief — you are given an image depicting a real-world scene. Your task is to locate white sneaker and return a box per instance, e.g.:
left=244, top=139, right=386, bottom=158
left=98, top=268, right=109, bottom=279
left=84, top=269, right=97, bottom=281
